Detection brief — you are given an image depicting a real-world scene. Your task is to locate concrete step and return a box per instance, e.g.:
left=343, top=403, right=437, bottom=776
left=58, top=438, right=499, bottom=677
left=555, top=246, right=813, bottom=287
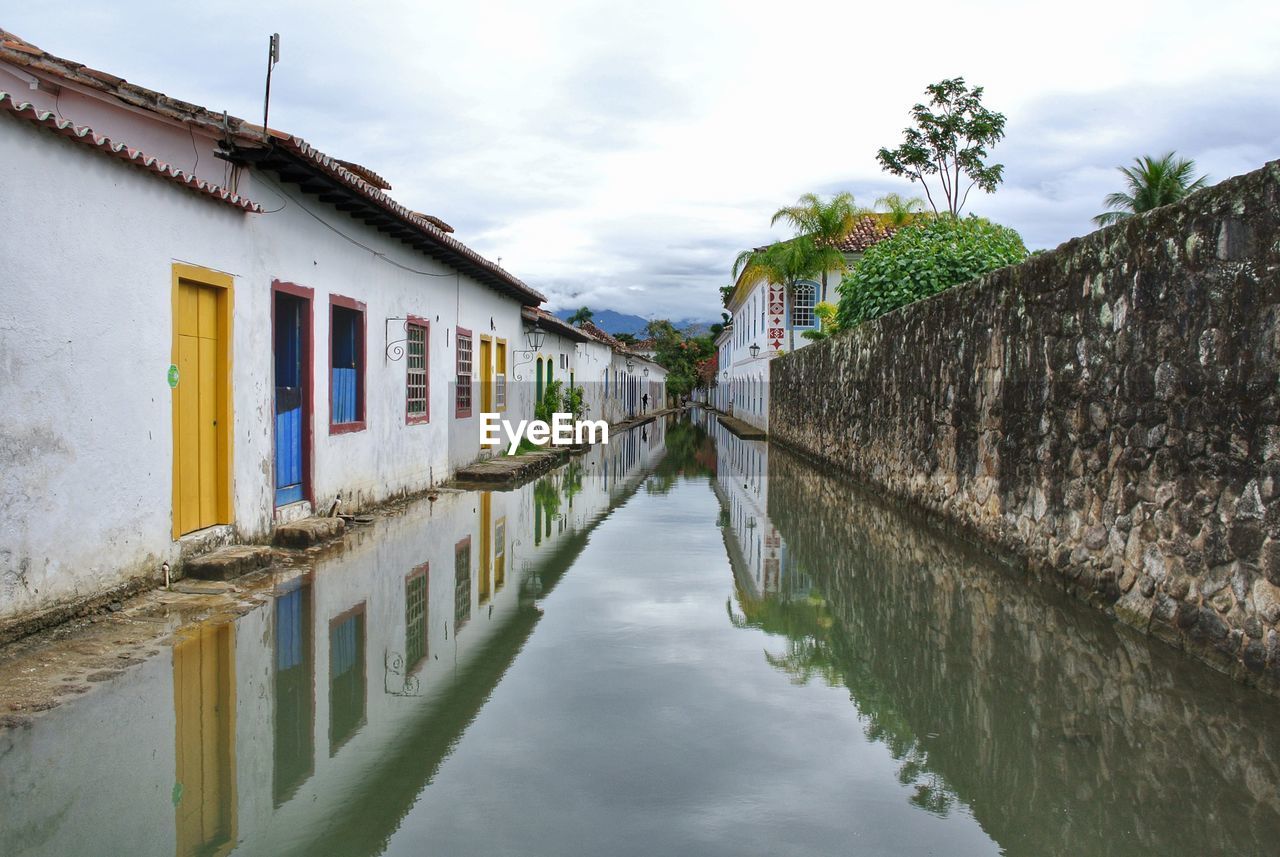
left=274, top=516, right=345, bottom=548
left=183, top=545, right=274, bottom=581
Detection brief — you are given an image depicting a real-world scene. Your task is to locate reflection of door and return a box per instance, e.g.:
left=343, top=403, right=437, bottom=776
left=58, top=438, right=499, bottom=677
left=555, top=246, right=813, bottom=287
left=273, top=578, right=313, bottom=806
left=173, top=265, right=232, bottom=537
left=173, top=622, right=237, bottom=857
left=273, top=287, right=311, bottom=507
left=479, top=493, right=492, bottom=604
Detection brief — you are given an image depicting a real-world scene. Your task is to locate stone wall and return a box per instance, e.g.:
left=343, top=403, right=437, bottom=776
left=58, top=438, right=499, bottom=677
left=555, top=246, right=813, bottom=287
left=769, top=159, right=1280, bottom=692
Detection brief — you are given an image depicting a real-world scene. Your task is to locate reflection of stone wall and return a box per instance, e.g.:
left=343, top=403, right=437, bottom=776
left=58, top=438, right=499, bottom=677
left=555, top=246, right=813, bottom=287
left=767, top=447, right=1280, bottom=857
left=770, top=161, right=1280, bottom=690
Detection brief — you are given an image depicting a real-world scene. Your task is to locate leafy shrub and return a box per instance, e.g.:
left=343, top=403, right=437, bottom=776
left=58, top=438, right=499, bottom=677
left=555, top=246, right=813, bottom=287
left=800, top=301, right=840, bottom=342
left=535, top=380, right=563, bottom=424
left=562, top=384, right=586, bottom=420
left=836, top=216, right=1027, bottom=328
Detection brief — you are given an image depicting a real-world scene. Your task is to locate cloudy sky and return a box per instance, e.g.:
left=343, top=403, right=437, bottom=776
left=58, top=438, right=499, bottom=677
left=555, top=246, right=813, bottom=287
left=8, top=1, right=1279, bottom=320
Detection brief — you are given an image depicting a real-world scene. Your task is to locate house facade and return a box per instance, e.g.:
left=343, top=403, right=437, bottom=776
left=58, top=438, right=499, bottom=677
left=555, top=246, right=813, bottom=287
left=717, top=219, right=894, bottom=431
left=0, top=30, right=657, bottom=636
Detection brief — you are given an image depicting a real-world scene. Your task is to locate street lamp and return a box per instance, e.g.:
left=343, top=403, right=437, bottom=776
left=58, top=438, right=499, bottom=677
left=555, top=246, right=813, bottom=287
left=749, top=343, right=761, bottom=359
left=524, top=324, right=545, bottom=351
left=625, top=357, right=635, bottom=372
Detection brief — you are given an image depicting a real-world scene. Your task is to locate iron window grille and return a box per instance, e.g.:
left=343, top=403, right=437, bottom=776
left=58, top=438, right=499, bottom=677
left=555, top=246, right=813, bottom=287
left=456, top=331, right=473, bottom=417
left=406, top=321, right=428, bottom=423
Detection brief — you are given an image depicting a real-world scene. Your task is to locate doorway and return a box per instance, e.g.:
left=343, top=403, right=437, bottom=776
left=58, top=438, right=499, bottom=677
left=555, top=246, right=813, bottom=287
left=172, top=264, right=233, bottom=537
left=273, top=283, right=313, bottom=507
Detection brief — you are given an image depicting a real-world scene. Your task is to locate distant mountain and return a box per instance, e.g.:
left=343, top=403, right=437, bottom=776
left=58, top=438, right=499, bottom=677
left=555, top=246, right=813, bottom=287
left=552, top=309, right=717, bottom=337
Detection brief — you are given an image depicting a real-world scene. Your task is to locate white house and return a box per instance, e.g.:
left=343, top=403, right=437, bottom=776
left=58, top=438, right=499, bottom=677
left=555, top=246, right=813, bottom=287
left=0, top=29, right=553, bottom=634
left=718, top=219, right=894, bottom=432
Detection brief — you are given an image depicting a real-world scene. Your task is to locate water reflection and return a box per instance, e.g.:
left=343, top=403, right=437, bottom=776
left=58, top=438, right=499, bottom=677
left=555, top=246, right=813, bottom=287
left=705, top=410, right=1280, bottom=855
left=0, top=421, right=671, bottom=857
left=4, top=414, right=1280, bottom=857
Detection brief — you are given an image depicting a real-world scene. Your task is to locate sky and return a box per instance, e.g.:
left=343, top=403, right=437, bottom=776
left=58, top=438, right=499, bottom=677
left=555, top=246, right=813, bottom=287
left=6, top=1, right=1279, bottom=321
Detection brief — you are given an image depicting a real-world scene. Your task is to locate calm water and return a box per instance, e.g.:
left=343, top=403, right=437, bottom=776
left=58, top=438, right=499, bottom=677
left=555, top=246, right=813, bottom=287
left=3, top=414, right=1279, bottom=856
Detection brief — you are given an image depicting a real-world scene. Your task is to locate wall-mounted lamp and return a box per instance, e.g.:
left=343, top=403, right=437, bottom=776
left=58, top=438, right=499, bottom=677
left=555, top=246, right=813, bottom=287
left=625, top=357, right=635, bottom=372
left=749, top=343, right=761, bottom=359
left=525, top=324, right=545, bottom=351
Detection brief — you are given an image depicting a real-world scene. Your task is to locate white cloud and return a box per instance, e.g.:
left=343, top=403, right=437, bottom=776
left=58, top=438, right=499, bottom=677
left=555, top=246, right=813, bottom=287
left=8, top=0, right=1280, bottom=319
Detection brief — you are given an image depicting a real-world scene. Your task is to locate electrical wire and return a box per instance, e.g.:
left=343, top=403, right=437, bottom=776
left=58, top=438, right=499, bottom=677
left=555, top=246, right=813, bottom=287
left=259, top=174, right=459, bottom=278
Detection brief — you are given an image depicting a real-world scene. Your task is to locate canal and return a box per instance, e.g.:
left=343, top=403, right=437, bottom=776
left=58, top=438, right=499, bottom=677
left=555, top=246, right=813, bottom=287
left=2, top=413, right=1279, bottom=856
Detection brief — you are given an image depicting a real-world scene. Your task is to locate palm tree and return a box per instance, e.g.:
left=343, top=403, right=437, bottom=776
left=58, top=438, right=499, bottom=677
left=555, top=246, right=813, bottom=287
left=567, top=306, right=593, bottom=327
left=770, top=192, right=864, bottom=304
left=1093, top=152, right=1209, bottom=226
left=732, top=237, right=824, bottom=352
left=875, top=192, right=927, bottom=227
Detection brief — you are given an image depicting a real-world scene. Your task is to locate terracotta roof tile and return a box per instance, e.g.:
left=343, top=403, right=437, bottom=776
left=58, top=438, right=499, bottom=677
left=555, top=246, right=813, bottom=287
left=0, top=91, right=262, bottom=213
left=337, top=159, right=391, bottom=190
left=521, top=307, right=592, bottom=343
left=831, top=216, right=897, bottom=252
left=0, top=28, right=540, bottom=301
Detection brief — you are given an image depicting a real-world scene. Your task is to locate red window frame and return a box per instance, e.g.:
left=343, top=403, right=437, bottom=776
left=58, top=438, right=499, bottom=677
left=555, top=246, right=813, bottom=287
left=329, top=294, right=367, bottom=434
left=405, top=316, right=430, bottom=425
left=455, top=326, right=473, bottom=419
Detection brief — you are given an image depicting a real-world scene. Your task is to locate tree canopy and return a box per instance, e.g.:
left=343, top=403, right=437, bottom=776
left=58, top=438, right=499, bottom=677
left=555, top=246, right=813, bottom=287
left=1093, top=152, right=1209, bottom=226
left=836, top=216, right=1027, bottom=329
left=567, top=306, right=594, bottom=326
left=876, top=77, right=1006, bottom=217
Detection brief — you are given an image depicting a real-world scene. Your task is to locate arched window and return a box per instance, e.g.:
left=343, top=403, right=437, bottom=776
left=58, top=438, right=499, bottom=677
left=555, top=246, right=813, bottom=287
left=792, top=281, right=818, bottom=328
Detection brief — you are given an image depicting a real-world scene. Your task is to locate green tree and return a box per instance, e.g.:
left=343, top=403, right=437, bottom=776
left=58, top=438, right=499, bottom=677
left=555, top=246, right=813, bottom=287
left=875, top=193, right=928, bottom=227
left=567, top=306, right=594, bottom=326
left=770, top=192, right=866, bottom=307
left=800, top=301, right=840, bottom=342
left=836, top=216, right=1027, bottom=329
left=614, top=332, right=638, bottom=345
left=1092, top=152, right=1209, bottom=226
left=645, top=318, right=714, bottom=398
left=732, top=237, right=825, bottom=351
left=877, top=77, right=1006, bottom=217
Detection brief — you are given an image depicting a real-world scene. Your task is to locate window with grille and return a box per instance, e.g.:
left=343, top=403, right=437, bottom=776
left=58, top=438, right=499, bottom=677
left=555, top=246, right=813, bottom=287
left=455, top=330, right=473, bottom=418
left=792, top=281, right=817, bottom=328
left=406, top=321, right=428, bottom=423
left=494, top=341, right=507, bottom=410
left=405, top=564, right=428, bottom=671
left=454, top=537, right=471, bottom=632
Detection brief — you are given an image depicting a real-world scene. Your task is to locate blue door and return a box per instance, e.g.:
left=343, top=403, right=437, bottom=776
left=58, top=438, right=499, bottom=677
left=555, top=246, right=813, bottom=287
left=275, top=293, right=307, bottom=506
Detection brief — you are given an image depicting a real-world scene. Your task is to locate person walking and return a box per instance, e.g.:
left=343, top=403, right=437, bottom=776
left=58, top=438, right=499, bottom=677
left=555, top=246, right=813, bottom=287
left=642, top=392, right=649, bottom=413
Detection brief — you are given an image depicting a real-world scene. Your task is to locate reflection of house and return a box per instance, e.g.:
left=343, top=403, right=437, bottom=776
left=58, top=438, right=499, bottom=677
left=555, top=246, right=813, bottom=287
left=0, top=29, right=667, bottom=634
left=717, top=219, right=894, bottom=431
left=0, top=421, right=671, bottom=857
left=705, top=412, right=807, bottom=604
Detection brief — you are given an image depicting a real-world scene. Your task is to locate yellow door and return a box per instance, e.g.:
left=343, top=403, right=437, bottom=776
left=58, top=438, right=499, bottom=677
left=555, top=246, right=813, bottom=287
left=173, top=622, right=237, bottom=857
left=173, top=267, right=231, bottom=537
left=479, top=338, right=493, bottom=412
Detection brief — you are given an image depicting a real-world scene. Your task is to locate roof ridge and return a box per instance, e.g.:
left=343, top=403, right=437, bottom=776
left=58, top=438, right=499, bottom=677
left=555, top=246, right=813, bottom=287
left=0, top=90, right=262, bottom=213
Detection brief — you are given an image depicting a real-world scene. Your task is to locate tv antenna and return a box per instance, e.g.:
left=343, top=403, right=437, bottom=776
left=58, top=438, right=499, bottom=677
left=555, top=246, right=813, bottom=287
left=262, top=33, right=280, bottom=141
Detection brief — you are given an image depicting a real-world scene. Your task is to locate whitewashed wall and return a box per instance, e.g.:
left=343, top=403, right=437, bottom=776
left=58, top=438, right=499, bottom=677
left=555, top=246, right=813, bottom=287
left=0, top=82, right=535, bottom=625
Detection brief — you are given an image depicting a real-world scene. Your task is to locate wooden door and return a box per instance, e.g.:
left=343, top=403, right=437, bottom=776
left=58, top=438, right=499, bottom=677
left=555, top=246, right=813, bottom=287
left=479, top=338, right=493, bottom=412
left=174, top=270, right=229, bottom=536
